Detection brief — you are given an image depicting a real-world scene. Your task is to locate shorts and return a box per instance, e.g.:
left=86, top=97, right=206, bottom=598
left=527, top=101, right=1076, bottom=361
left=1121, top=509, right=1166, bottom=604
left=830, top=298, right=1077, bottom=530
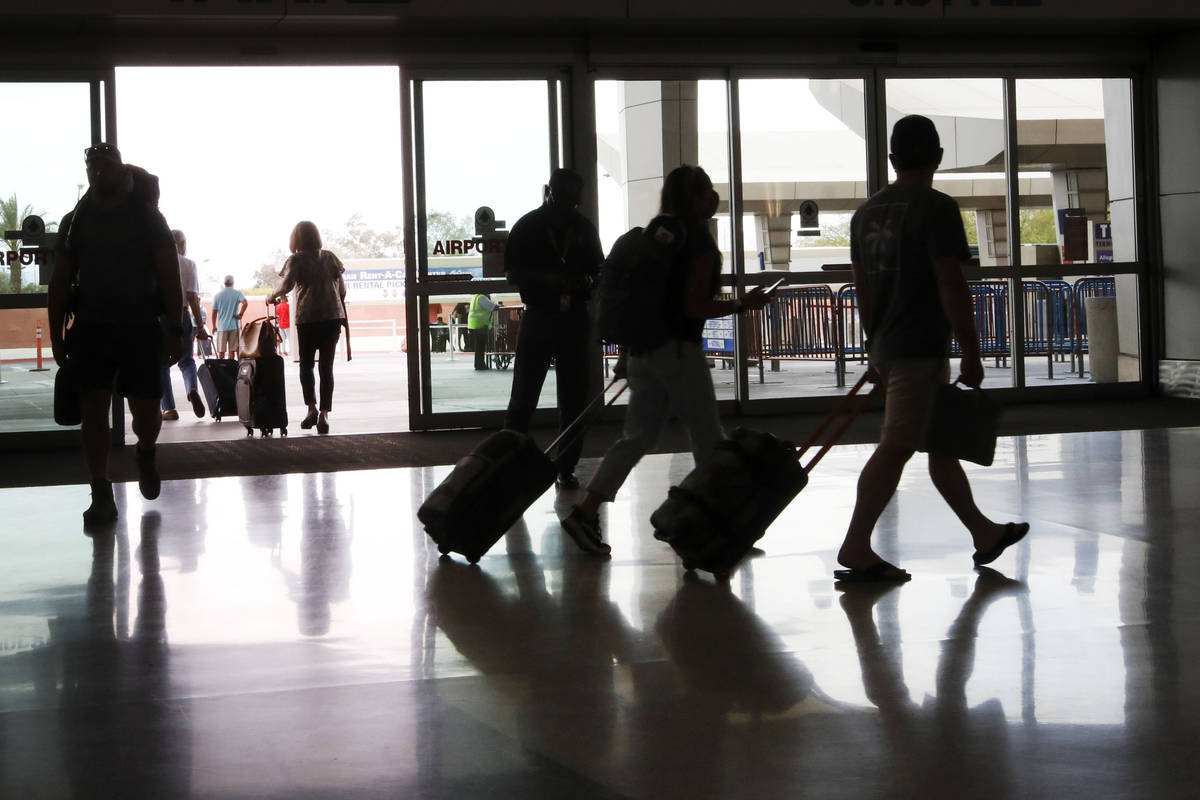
left=879, top=357, right=950, bottom=451
left=68, top=320, right=164, bottom=399
left=214, top=329, right=239, bottom=353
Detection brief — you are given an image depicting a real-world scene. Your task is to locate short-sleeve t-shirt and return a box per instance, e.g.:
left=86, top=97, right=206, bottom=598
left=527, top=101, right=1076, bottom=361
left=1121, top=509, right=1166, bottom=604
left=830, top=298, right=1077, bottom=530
left=177, top=254, right=199, bottom=311
left=279, top=250, right=345, bottom=324
left=60, top=196, right=175, bottom=325
left=212, top=286, right=246, bottom=332
left=849, top=183, right=970, bottom=362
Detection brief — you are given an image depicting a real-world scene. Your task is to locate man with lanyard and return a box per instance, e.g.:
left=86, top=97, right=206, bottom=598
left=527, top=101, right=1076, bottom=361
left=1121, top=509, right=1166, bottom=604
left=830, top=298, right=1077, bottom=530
left=467, top=291, right=497, bottom=370
left=49, top=143, right=183, bottom=526
left=503, top=168, right=604, bottom=489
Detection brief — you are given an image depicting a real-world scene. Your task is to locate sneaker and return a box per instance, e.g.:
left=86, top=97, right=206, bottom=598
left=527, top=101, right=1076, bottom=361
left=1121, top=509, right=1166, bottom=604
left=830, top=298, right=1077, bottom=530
left=83, top=480, right=118, bottom=526
left=188, top=390, right=206, bottom=418
left=561, top=507, right=611, bottom=556
left=161, top=409, right=179, bottom=421
left=136, top=445, right=161, bottom=500
left=555, top=472, right=580, bottom=490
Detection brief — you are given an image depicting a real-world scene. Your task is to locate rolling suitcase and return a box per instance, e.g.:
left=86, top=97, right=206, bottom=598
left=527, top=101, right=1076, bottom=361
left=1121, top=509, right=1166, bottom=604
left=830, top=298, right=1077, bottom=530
left=651, top=374, right=876, bottom=581
left=197, top=354, right=239, bottom=421
left=237, top=354, right=289, bottom=437
left=418, top=378, right=627, bottom=564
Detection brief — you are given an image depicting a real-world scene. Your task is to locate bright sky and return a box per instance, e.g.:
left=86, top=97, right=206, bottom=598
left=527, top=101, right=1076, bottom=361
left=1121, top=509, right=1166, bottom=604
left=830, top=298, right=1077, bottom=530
left=2, top=71, right=1114, bottom=289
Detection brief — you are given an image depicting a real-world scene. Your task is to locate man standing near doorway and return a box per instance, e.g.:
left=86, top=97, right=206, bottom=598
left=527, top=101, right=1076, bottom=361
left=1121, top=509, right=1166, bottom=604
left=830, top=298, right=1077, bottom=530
left=48, top=143, right=182, bottom=524
left=834, top=115, right=1028, bottom=583
left=210, top=275, right=246, bottom=359
left=468, top=291, right=497, bottom=370
left=160, top=229, right=210, bottom=420
left=503, top=168, right=604, bottom=489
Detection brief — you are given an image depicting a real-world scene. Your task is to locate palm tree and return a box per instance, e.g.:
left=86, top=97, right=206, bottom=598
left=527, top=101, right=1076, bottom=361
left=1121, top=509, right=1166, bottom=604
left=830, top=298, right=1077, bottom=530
left=1, top=193, right=43, bottom=293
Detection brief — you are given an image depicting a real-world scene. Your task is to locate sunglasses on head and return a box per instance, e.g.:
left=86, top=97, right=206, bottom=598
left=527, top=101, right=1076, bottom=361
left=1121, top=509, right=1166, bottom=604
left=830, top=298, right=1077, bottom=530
left=84, top=143, right=120, bottom=160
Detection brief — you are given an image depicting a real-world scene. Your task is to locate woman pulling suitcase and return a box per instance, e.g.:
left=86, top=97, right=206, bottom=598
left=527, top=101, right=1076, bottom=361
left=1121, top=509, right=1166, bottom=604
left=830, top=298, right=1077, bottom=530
left=267, top=221, right=348, bottom=435
left=560, top=165, right=770, bottom=555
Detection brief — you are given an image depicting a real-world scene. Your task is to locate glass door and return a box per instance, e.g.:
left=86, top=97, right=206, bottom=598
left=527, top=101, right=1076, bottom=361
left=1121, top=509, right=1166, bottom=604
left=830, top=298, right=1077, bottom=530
left=405, top=72, right=566, bottom=430
left=0, top=70, right=114, bottom=443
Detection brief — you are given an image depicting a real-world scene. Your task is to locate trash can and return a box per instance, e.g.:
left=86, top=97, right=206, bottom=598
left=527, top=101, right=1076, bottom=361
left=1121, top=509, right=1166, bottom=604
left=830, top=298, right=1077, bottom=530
left=1085, top=296, right=1118, bottom=383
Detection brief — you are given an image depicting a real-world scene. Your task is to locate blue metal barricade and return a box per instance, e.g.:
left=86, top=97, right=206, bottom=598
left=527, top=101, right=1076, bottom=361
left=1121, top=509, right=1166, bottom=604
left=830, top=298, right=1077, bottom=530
left=1041, top=279, right=1077, bottom=371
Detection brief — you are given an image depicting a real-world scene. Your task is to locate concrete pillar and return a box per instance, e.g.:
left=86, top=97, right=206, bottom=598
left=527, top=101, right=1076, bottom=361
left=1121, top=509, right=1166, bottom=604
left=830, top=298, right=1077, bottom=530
left=975, top=209, right=1009, bottom=267
left=756, top=214, right=792, bottom=268
left=617, top=81, right=698, bottom=229
left=1102, top=78, right=1139, bottom=360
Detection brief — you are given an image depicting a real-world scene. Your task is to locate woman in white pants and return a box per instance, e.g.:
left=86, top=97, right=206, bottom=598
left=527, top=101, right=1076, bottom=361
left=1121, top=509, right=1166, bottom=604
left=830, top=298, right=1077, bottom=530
left=561, top=165, right=769, bottom=555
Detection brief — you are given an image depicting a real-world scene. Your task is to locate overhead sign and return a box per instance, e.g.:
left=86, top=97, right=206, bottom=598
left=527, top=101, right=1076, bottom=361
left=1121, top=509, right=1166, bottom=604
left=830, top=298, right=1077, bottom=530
left=1093, top=221, right=1114, bottom=264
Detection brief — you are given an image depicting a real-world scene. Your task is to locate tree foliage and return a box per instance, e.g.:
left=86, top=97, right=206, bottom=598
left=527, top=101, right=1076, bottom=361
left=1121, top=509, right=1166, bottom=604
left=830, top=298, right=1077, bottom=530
left=329, top=213, right=403, bottom=259
left=1020, top=208, right=1058, bottom=244
left=425, top=211, right=473, bottom=254
left=253, top=248, right=288, bottom=289
left=1, top=194, right=55, bottom=293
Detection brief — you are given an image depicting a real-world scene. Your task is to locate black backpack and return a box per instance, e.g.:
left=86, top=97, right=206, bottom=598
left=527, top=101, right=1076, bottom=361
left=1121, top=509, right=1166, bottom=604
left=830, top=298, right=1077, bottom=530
left=595, top=215, right=687, bottom=353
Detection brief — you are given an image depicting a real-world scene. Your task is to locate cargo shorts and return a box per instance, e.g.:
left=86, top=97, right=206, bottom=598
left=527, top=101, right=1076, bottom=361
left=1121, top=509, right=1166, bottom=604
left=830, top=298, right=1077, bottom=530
left=878, top=357, right=951, bottom=452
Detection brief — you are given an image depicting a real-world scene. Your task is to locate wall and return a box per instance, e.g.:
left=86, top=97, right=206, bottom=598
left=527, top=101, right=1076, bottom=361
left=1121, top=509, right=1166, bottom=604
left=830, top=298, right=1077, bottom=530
left=1156, top=32, right=1200, bottom=391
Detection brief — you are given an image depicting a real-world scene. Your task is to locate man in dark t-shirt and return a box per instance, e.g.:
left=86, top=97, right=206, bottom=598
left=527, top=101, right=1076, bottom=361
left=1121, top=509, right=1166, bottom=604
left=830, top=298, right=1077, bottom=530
left=834, top=116, right=1028, bottom=583
left=49, top=143, right=183, bottom=527
left=503, top=168, right=604, bottom=489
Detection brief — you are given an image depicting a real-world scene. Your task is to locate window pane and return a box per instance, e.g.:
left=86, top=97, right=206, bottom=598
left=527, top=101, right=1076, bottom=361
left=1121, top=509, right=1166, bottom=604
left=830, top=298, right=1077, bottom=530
left=0, top=82, right=92, bottom=434
left=737, top=78, right=870, bottom=399
left=1015, top=79, right=1136, bottom=267
left=1014, top=79, right=1139, bottom=385
left=595, top=79, right=737, bottom=399
left=885, top=78, right=1014, bottom=389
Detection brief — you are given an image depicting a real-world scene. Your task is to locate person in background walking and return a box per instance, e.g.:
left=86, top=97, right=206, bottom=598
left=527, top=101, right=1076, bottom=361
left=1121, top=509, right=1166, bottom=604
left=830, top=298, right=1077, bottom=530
left=160, top=229, right=210, bottom=421
left=210, top=275, right=246, bottom=359
left=560, top=164, right=769, bottom=555
left=275, top=295, right=291, bottom=356
left=267, top=221, right=346, bottom=435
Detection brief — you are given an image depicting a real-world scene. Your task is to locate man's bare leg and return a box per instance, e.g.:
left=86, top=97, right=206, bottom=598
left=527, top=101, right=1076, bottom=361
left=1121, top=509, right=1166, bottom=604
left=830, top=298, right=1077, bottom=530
left=927, top=453, right=1007, bottom=553
left=837, top=442, right=914, bottom=571
left=80, top=389, right=118, bottom=524
left=128, top=395, right=163, bottom=500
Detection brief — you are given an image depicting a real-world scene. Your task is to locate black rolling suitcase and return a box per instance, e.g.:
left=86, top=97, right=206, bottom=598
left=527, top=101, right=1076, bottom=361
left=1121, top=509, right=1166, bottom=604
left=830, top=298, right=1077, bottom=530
left=197, top=354, right=239, bottom=421
left=418, top=379, right=627, bottom=564
left=651, top=375, right=876, bottom=580
left=237, top=355, right=289, bottom=437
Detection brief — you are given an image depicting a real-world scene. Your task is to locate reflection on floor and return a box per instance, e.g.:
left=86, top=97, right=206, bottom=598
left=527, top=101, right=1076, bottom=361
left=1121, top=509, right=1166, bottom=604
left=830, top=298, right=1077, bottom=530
left=2, top=428, right=1198, bottom=798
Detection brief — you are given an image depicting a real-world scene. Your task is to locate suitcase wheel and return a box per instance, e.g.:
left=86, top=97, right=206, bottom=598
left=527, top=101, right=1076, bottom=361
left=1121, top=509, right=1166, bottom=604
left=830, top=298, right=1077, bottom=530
left=260, top=428, right=272, bottom=438
left=281, top=428, right=288, bottom=437
left=244, top=426, right=254, bottom=437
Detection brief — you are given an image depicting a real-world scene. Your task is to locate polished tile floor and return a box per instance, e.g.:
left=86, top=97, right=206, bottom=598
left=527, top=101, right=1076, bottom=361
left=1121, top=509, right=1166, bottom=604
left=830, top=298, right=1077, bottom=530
left=2, top=428, right=1198, bottom=798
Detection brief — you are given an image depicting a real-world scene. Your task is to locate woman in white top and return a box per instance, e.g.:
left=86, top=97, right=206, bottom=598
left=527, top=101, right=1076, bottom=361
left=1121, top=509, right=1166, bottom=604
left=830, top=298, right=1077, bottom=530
left=268, top=221, right=346, bottom=434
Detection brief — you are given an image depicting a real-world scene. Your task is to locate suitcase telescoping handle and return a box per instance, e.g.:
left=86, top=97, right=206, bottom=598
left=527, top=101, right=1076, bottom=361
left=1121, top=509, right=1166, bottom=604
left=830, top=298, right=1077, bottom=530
left=544, top=377, right=628, bottom=465
left=795, top=373, right=880, bottom=473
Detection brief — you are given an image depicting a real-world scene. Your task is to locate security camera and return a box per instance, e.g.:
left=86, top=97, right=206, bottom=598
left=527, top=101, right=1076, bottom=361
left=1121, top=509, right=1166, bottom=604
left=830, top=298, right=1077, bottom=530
left=475, top=206, right=505, bottom=234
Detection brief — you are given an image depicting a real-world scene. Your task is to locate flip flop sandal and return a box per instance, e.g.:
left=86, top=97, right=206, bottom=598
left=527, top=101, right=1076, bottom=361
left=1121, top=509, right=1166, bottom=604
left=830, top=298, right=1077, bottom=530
left=972, top=522, right=1031, bottom=566
left=833, top=560, right=912, bottom=584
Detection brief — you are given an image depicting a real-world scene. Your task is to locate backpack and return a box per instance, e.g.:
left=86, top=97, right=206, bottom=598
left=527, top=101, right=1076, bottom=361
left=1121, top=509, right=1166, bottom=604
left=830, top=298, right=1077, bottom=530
left=595, top=215, right=688, bottom=353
